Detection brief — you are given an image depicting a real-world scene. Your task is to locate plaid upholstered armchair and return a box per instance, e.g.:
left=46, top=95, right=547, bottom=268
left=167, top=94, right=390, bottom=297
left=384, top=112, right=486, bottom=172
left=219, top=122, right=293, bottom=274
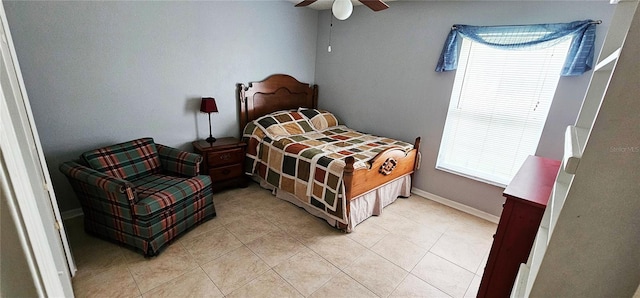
left=59, top=138, right=216, bottom=256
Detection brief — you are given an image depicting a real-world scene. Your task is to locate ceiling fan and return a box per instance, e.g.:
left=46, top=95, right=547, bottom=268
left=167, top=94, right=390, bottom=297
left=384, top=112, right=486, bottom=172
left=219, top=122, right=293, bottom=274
left=295, top=0, right=389, bottom=20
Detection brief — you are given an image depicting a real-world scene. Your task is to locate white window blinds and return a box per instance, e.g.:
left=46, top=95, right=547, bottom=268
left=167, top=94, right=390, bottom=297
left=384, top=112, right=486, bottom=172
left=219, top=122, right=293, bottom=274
left=436, top=37, right=572, bottom=187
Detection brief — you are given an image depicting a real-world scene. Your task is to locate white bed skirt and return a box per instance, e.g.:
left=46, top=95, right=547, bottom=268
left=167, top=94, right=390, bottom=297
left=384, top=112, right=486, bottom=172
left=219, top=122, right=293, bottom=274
left=256, top=175, right=411, bottom=232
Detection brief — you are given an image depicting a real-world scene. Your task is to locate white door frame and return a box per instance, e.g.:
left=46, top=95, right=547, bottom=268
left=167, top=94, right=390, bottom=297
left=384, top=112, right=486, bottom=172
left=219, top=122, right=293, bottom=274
left=0, top=2, right=74, bottom=297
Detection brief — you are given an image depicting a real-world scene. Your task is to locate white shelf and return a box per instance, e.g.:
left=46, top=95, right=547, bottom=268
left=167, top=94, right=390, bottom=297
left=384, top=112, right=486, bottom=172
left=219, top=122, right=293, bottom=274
left=563, top=126, right=580, bottom=174
left=511, top=264, right=530, bottom=298
left=594, top=47, right=621, bottom=72
left=575, top=127, right=589, bottom=152
left=556, top=164, right=573, bottom=185
left=539, top=197, right=551, bottom=229
left=526, top=226, right=549, bottom=295
left=549, top=180, right=569, bottom=236
left=576, top=71, right=610, bottom=128
left=563, top=126, right=589, bottom=174
left=534, top=225, right=549, bottom=260
left=514, top=2, right=639, bottom=296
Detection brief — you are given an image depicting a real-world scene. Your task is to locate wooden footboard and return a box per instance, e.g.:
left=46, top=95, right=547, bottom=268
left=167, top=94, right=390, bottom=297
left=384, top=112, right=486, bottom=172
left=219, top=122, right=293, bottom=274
left=343, top=137, right=421, bottom=207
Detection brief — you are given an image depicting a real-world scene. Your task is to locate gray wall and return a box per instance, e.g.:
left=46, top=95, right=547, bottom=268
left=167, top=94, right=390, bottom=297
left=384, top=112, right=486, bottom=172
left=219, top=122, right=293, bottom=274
left=314, top=1, right=614, bottom=216
left=4, top=0, right=616, bottom=216
left=3, top=1, right=318, bottom=211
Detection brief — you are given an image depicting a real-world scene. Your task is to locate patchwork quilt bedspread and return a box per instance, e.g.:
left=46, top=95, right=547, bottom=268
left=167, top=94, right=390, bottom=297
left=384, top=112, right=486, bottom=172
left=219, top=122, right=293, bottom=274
left=243, top=110, right=413, bottom=224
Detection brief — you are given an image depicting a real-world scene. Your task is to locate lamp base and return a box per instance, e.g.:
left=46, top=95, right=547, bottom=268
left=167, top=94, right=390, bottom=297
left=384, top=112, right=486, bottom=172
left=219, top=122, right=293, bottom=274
left=206, top=136, right=217, bottom=143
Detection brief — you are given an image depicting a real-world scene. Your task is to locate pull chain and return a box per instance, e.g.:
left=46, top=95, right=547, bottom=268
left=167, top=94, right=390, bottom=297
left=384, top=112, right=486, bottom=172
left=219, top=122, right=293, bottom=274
left=328, top=13, right=333, bottom=52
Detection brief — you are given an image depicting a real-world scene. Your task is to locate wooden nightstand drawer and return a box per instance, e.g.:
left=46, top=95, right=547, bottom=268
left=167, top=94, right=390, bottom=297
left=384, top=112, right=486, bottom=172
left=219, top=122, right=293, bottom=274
left=207, top=148, right=244, bottom=168
left=193, top=137, right=248, bottom=192
left=209, top=164, right=243, bottom=182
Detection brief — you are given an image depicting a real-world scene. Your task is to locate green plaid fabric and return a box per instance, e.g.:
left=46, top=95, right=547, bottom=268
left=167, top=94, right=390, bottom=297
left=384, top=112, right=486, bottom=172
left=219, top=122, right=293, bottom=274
left=82, top=182, right=214, bottom=240
left=60, top=161, right=136, bottom=220
left=60, top=161, right=134, bottom=198
left=131, top=174, right=209, bottom=219
left=157, top=144, right=202, bottom=177
left=82, top=137, right=162, bottom=181
left=60, top=138, right=216, bottom=256
left=84, top=199, right=215, bottom=256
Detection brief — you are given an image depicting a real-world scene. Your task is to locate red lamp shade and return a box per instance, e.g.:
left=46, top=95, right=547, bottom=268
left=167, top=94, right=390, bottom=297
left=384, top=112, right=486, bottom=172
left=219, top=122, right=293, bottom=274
left=200, top=97, right=218, bottom=113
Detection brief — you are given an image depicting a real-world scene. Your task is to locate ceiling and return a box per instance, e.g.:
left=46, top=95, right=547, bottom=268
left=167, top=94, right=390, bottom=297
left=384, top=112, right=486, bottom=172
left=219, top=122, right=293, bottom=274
left=286, top=0, right=397, bottom=10
left=286, top=0, right=610, bottom=10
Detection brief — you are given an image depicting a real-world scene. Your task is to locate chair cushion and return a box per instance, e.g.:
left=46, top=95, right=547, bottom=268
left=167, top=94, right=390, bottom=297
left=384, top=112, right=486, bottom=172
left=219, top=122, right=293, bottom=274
left=82, top=138, right=161, bottom=181
left=131, top=174, right=210, bottom=220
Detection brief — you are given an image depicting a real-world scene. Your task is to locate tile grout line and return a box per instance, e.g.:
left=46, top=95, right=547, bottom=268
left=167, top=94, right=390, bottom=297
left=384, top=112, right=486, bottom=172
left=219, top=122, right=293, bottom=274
left=68, top=184, right=493, bottom=297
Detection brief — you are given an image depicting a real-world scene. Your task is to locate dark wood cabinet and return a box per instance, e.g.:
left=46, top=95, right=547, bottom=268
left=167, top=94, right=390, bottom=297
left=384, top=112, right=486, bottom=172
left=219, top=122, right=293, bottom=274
left=477, top=155, right=560, bottom=298
left=193, top=137, right=248, bottom=191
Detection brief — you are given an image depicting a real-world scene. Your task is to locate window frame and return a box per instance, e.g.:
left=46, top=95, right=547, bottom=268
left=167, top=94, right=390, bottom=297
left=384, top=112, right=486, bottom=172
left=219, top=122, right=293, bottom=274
left=436, top=37, right=572, bottom=187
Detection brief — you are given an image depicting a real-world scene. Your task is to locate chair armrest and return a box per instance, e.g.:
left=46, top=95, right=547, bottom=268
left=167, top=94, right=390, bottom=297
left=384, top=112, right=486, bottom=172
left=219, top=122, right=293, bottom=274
left=156, top=144, right=202, bottom=177
left=59, top=161, right=136, bottom=205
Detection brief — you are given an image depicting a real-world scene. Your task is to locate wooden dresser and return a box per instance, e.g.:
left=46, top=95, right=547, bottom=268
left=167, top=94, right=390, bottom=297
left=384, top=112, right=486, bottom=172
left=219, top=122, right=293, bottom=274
left=477, top=155, right=560, bottom=298
left=193, top=137, right=248, bottom=191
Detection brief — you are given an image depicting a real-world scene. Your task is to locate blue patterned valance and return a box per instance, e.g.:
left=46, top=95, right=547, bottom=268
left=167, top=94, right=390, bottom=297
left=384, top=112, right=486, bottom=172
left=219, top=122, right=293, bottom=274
left=435, top=20, right=598, bottom=76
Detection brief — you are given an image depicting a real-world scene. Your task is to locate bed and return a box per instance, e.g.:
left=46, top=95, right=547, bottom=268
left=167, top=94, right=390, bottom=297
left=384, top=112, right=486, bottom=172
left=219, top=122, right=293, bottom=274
left=237, top=74, right=421, bottom=232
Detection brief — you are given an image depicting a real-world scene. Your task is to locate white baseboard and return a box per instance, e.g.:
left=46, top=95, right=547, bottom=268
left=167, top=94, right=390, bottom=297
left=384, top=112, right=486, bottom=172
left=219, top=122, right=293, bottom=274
left=60, top=208, right=83, bottom=220
left=411, top=187, right=500, bottom=224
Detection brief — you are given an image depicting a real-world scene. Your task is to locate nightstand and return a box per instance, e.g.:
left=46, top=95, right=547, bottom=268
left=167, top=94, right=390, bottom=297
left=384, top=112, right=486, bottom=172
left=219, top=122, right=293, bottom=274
left=192, top=137, right=248, bottom=191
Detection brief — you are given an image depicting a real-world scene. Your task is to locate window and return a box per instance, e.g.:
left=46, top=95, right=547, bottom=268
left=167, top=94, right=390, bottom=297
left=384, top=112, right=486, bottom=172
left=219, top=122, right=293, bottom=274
left=436, top=37, right=572, bottom=187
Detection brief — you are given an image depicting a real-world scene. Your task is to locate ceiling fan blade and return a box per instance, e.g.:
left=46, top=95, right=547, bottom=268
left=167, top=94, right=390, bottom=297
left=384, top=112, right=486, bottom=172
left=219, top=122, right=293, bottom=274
left=295, top=0, right=318, bottom=7
left=358, top=0, right=389, bottom=11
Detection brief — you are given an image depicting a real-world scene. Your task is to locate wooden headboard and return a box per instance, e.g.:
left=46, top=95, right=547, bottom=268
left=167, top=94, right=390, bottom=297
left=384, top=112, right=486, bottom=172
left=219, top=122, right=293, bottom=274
left=237, top=74, right=318, bottom=135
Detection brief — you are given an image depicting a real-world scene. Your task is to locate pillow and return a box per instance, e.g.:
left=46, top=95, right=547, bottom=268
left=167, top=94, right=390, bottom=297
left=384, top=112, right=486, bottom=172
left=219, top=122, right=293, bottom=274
left=254, top=110, right=315, bottom=139
left=298, top=108, right=342, bottom=130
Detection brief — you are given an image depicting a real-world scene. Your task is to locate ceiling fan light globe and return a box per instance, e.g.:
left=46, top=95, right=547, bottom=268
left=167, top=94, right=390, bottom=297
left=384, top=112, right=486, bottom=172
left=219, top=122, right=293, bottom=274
left=332, top=0, right=353, bottom=20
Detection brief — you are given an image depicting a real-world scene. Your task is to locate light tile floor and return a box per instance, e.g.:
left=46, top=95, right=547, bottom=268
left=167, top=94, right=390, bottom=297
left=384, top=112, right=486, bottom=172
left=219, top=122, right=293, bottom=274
left=65, top=183, right=497, bottom=298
